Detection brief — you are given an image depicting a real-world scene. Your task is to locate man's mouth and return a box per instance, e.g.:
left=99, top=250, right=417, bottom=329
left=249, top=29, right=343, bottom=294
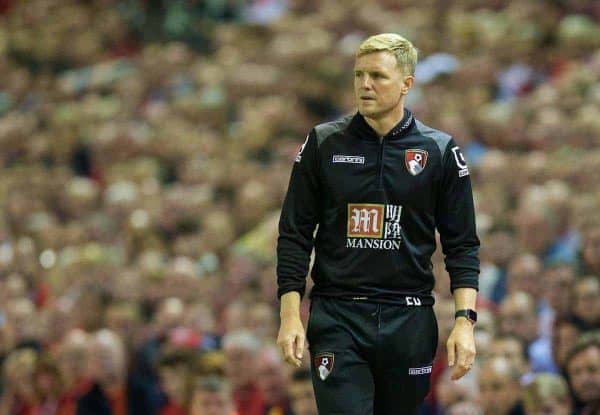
left=360, top=97, right=375, bottom=101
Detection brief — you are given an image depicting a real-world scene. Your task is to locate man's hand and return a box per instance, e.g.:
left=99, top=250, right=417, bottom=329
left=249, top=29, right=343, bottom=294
left=446, top=317, right=476, bottom=380
left=277, top=316, right=305, bottom=368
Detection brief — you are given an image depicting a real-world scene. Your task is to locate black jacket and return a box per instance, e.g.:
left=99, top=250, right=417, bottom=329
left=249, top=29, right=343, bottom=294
left=277, top=109, right=480, bottom=305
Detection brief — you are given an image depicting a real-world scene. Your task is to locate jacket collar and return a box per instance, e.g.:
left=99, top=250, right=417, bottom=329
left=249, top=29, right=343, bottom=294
left=349, top=108, right=415, bottom=142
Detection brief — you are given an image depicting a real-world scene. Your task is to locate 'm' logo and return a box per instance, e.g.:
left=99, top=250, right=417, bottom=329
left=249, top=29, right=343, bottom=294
left=405, top=149, right=428, bottom=176
left=314, top=353, right=334, bottom=380
left=348, top=204, right=384, bottom=238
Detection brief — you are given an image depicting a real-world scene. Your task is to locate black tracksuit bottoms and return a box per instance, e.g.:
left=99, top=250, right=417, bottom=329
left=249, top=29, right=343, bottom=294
left=307, top=296, right=438, bottom=415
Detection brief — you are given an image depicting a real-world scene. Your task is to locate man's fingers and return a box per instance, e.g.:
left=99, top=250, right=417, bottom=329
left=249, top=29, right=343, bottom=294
left=451, top=344, right=476, bottom=380
left=279, top=336, right=301, bottom=367
left=295, top=333, right=305, bottom=360
left=447, top=338, right=456, bottom=366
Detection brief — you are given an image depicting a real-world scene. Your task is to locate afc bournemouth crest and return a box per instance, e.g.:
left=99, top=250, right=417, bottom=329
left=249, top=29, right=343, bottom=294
left=314, top=352, right=334, bottom=380
left=405, top=149, right=428, bottom=176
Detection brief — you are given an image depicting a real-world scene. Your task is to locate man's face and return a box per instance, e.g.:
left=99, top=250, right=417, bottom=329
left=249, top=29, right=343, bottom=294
left=567, top=346, right=600, bottom=404
left=354, top=51, right=406, bottom=119
left=552, top=322, right=580, bottom=370
left=190, top=390, right=231, bottom=415
left=489, top=339, right=526, bottom=373
left=572, top=279, right=600, bottom=326
left=479, top=368, right=520, bottom=415
left=583, top=226, right=600, bottom=274
left=289, top=380, right=318, bottom=415
left=499, top=297, right=537, bottom=344
left=256, top=356, right=288, bottom=406
left=525, top=396, right=571, bottom=415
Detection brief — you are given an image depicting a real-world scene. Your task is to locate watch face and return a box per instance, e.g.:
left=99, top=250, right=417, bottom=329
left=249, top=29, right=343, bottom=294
left=466, top=309, right=477, bottom=323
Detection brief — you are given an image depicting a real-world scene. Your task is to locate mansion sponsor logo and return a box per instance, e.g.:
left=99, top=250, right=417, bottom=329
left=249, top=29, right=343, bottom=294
left=346, top=203, right=402, bottom=250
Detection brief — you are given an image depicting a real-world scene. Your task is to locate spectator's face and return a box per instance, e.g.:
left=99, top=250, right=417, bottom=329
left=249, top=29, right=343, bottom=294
left=489, top=338, right=527, bottom=374
left=572, top=278, right=600, bottom=326
left=190, top=390, right=232, bottom=415
left=499, top=296, right=537, bottom=344
left=479, top=364, right=520, bottom=415
left=551, top=322, right=580, bottom=370
left=246, top=303, right=276, bottom=342
left=224, top=346, right=256, bottom=388
left=506, top=255, right=542, bottom=298
left=289, top=379, right=317, bottom=415
left=567, top=346, right=600, bottom=404
left=159, top=365, right=188, bottom=404
left=582, top=226, right=600, bottom=274
left=89, top=337, right=126, bottom=385
left=543, top=265, right=575, bottom=317
left=56, top=336, right=89, bottom=387
left=256, top=353, right=289, bottom=406
left=525, top=396, right=570, bottom=415
left=354, top=51, right=406, bottom=119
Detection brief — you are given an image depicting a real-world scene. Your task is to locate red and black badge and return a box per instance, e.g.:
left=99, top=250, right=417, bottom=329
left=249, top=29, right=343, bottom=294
left=405, top=149, right=428, bottom=176
left=314, top=352, right=335, bottom=380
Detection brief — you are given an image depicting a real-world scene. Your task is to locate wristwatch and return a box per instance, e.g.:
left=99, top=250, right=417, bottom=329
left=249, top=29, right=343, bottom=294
left=455, top=309, right=477, bottom=324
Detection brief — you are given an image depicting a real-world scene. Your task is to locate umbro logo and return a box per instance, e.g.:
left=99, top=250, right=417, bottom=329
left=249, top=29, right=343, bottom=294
left=333, top=155, right=365, bottom=164
left=408, top=365, right=432, bottom=375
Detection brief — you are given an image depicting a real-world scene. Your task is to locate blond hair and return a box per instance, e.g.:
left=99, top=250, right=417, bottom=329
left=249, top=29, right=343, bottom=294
left=357, top=33, right=418, bottom=76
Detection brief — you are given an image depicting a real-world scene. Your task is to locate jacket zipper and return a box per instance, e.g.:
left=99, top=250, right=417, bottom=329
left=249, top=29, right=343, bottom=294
left=378, top=137, right=385, bottom=188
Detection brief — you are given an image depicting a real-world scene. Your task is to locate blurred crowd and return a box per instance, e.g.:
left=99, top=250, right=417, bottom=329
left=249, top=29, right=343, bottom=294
left=0, top=0, right=599, bottom=414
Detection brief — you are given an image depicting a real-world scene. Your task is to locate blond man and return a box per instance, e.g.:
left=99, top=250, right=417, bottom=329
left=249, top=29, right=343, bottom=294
left=277, top=33, right=479, bottom=414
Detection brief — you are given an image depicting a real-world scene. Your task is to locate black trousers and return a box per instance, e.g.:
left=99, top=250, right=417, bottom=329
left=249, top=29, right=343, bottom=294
left=306, top=296, right=438, bottom=415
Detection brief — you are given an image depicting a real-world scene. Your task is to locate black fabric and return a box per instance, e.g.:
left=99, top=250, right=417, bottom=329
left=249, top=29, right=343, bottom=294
left=277, top=109, right=480, bottom=302
left=306, top=297, right=438, bottom=415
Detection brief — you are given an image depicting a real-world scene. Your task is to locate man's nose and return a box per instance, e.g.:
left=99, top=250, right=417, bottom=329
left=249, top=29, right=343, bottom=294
left=359, top=75, right=372, bottom=90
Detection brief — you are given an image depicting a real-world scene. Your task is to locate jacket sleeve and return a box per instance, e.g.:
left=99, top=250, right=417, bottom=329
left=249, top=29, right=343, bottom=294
left=435, top=138, right=480, bottom=292
left=276, top=129, right=321, bottom=299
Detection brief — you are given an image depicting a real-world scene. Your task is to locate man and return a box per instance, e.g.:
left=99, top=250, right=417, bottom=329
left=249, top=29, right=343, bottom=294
left=498, top=291, right=555, bottom=373
left=190, top=377, right=239, bottom=415
left=255, top=345, right=293, bottom=415
left=522, top=373, right=572, bottom=415
left=479, top=356, right=524, bottom=415
left=276, top=33, right=479, bottom=414
left=565, top=331, right=600, bottom=415
left=222, top=330, right=265, bottom=415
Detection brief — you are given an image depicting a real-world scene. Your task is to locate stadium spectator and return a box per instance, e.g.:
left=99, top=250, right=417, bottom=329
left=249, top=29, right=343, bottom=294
left=565, top=331, right=600, bottom=415
left=571, top=276, right=600, bottom=330
left=479, top=356, right=525, bottom=415
left=255, top=345, right=292, bottom=415
left=222, top=330, right=264, bottom=415
left=190, top=377, right=238, bottom=415
left=522, top=373, right=571, bottom=415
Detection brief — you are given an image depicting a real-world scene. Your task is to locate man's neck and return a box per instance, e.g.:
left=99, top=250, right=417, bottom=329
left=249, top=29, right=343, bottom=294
left=363, top=104, right=405, bottom=139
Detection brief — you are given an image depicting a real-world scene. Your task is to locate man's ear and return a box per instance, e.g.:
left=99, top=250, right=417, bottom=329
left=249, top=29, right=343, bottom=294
left=401, top=75, right=415, bottom=95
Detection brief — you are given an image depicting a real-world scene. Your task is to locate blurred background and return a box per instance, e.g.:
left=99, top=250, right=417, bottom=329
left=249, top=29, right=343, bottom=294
left=0, top=0, right=600, bottom=414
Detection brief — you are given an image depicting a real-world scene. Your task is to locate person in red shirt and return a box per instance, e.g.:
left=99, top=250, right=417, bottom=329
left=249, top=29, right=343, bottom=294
left=157, top=350, right=193, bottom=415
left=222, top=330, right=264, bottom=415
left=0, top=348, right=39, bottom=415
left=77, top=329, right=128, bottom=415
left=54, top=330, right=94, bottom=415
